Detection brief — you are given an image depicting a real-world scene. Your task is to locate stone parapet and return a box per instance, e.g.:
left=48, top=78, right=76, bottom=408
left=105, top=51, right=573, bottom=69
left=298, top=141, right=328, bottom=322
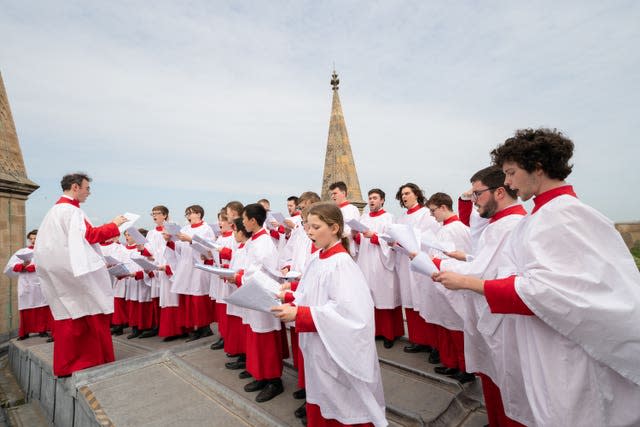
left=615, top=222, right=640, bottom=249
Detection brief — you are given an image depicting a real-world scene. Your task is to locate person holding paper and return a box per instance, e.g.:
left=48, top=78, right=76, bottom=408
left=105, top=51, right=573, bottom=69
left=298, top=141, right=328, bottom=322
left=423, top=166, right=529, bottom=426
left=34, top=173, right=128, bottom=377
left=393, top=183, right=440, bottom=358
left=3, top=229, right=53, bottom=340
left=354, top=189, right=403, bottom=349
left=120, top=230, right=145, bottom=338
left=169, top=205, right=216, bottom=342
left=329, top=181, right=361, bottom=257
left=100, top=235, right=129, bottom=336
left=422, top=193, right=473, bottom=382
left=434, top=129, right=640, bottom=426
left=272, top=202, right=387, bottom=427
left=209, top=209, right=237, bottom=350
left=233, top=203, right=286, bottom=403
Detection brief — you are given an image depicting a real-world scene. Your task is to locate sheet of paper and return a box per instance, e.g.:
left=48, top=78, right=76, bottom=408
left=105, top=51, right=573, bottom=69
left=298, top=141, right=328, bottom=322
left=108, top=263, right=131, bottom=277
left=194, top=263, right=236, bottom=277
left=223, top=271, right=282, bottom=313
left=420, top=236, right=456, bottom=253
left=16, top=252, right=33, bottom=263
left=104, top=255, right=121, bottom=266
left=386, top=224, right=419, bottom=253
left=263, top=265, right=301, bottom=282
left=163, top=222, right=182, bottom=236
left=267, top=212, right=286, bottom=225
left=346, top=218, right=370, bottom=233
left=118, top=212, right=140, bottom=233
left=125, top=226, right=148, bottom=245
left=131, top=256, right=159, bottom=271
left=191, top=241, right=213, bottom=256
left=211, top=223, right=221, bottom=237
left=410, top=252, right=439, bottom=276
left=192, top=234, right=221, bottom=250
left=378, top=233, right=394, bottom=244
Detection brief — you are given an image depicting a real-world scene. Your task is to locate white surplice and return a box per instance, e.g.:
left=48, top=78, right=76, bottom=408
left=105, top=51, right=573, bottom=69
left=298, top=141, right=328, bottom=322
left=356, top=211, right=400, bottom=309
left=145, top=227, right=179, bottom=307
left=340, top=203, right=361, bottom=257
left=501, top=193, right=640, bottom=426
left=170, top=222, right=216, bottom=296
left=295, top=245, right=387, bottom=427
left=4, top=247, right=48, bottom=310
left=34, top=203, right=114, bottom=320
left=209, top=232, right=237, bottom=300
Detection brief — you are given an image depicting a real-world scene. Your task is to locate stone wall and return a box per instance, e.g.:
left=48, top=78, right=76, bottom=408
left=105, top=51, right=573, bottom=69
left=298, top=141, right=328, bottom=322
left=615, top=222, right=640, bottom=249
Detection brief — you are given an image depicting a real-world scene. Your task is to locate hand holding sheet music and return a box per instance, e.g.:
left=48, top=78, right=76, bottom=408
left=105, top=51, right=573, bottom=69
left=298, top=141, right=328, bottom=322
left=346, top=219, right=370, bottom=233
left=223, top=271, right=281, bottom=314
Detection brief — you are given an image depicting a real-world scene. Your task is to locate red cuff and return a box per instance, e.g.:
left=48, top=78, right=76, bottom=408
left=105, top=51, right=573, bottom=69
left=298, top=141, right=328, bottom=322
left=219, top=247, right=232, bottom=261
left=166, top=241, right=176, bottom=250
left=290, top=281, right=299, bottom=292
left=432, top=257, right=442, bottom=270
left=25, top=264, right=36, bottom=273
left=484, top=276, right=535, bottom=315
left=134, top=271, right=144, bottom=281
left=148, top=271, right=155, bottom=278
left=204, top=259, right=214, bottom=266
left=13, top=264, right=24, bottom=273
left=278, top=225, right=285, bottom=234
left=284, top=292, right=295, bottom=304
left=222, top=263, right=230, bottom=269
left=295, top=306, right=317, bottom=332
left=353, top=233, right=361, bottom=245
left=165, top=265, right=173, bottom=276
left=140, top=248, right=152, bottom=257
left=269, top=229, right=280, bottom=240
left=370, top=233, right=380, bottom=245
left=116, top=275, right=127, bottom=280
left=235, top=270, right=245, bottom=287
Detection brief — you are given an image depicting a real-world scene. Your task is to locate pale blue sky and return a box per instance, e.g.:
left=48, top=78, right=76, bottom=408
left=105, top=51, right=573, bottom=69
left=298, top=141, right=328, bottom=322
left=1, top=1, right=638, bottom=233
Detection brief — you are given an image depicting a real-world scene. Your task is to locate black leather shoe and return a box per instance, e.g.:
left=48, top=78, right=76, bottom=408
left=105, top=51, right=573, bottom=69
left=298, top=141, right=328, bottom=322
left=127, top=329, right=141, bottom=339
left=225, top=360, right=246, bottom=370
left=17, top=335, right=29, bottom=341
left=256, top=380, right=283, bottom=402
left=226, top=353, right=240, bottom=358
left=428, top=349, right=441, bottom=364
left=39, top=332, right=49, bottom=337
left=451, top=372, right=476, bottom=384
left=292, top=388, right=306, bottom=400
left=185, top=330, right=202, bottom=342
left=383, top=338, right=395, bottom=349
left=46, top=337, right=54, bottom=343
left=301, top=416, right=307, bottom=426
left=434, top=366, right=459, bottom=376
left=403, top=343, right=431, bottom=353
left=294, top=401, right=307, bottom=418
left=200, top=326, right=213, bottom=337
left=210, top=338, right=224, bottom=350
left=139, top=328, right=158, bottom=339
left=111, top=325, right=124, bottom=336
left=244, top=379, right=268, bottom=392
left=238, top=370, right=252, bottom=379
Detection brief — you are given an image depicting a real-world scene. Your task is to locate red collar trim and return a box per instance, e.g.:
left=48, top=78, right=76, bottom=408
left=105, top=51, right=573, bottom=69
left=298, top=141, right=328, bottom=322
left=532, top=185, right=577, bottom=214
left=311, top=243, right=320, bottom=254
left=369, top=209, right=386, bottom=217
left=489, top=204, right=528, bottom=224
left=251, top=229, right=267, bottom=241
left=238, top=243, right=245, bottom=249
left=292, top=211, right=301, bottom=217
left=338, top=201, right=350, bottom=208
left=27, top=245, right=34, bottom=250
left=155, top=226, right=163, bottom=232
left=190, top=221, right=204, bottom=228
left=55, top=196, right=80, bottom=208
left=125, top=244, right=137, bottom=250
left=222, top=230, right=233, bottom=237
left=319, top=242, right=348, bottom=259
left=406, top=204, right=422, bottom=215
left=443, top=215, right=460, bottom=226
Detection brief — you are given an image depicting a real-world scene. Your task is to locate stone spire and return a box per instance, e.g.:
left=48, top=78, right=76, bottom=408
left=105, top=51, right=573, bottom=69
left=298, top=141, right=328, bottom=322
left=321, top=70, right=365, bottom=209
left=0, top=72, right=38, bottom=195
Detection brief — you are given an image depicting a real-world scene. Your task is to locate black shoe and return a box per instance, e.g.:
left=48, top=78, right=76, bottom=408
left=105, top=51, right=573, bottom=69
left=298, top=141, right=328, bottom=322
left=238, top=370, right=252, bottom=379
left=210, top=338, right=224, bottom=350
left=383, top=338, right=395, bottom=349
left=226, top=353, right=240, bottom=358
left=292, top=388, right=306, bottom=400
left=451, top=372, right=476, bottom=384
left=200, top=326, right=213, bottom=338
left=17, top=335, right=29, bottom=341
left=428, top=349, right=441, bottom=364
left=162, top=334, right=181, bottom=342
left=434, top=366, right=460, bottom=376
left=39, top=332, right=49, bottom=337
left=225, top=360, right=246, bottom=370
left=244, top=379, right=268, bottom=392
left=111, top=325, right=124, bottom=336
left=294, top=401, right=307, bottom=418
left=139, top=328, right=158, bottom=339
left=127, top=328, right=141, bottom=339
left=256, top=380, right=283, bottom=402
left=46, top=337, right=54, bottom=343
left=403, top=343, right=431, bottom=353
left=185, top=330, right=202, bottom=342
left=301, top=416, right=307, bottom=426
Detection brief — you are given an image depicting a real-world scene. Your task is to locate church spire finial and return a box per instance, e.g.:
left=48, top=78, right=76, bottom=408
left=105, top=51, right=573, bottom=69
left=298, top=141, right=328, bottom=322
left=331, top=68, right=339, bottom=91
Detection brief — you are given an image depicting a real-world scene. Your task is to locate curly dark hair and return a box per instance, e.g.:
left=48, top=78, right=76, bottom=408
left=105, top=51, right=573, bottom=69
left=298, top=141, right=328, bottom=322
left=395, top=183, right=426, bottom=208
left=490, top=128, right=574, bottom=180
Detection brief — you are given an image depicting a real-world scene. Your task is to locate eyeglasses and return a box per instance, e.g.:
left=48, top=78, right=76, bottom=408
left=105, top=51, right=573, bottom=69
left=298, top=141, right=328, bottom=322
left=471, top=187, right=497, bottom=201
